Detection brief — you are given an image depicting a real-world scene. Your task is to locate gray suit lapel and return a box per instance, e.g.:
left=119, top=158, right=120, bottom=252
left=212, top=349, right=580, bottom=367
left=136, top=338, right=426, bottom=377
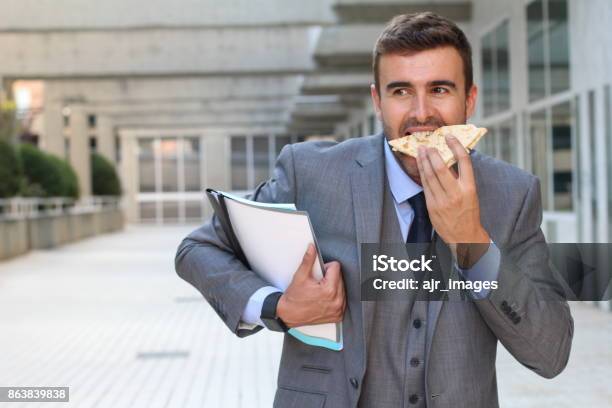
left=350, top=134, right=385, bottom=363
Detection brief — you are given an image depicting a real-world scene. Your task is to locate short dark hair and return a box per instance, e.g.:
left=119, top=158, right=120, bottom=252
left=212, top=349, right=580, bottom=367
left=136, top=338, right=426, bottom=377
left=373, top=12, right=473, bottom=93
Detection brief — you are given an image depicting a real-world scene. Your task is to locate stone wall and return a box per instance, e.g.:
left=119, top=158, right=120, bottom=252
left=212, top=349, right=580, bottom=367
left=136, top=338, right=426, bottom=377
left=0, top=209, right=123, bottom=261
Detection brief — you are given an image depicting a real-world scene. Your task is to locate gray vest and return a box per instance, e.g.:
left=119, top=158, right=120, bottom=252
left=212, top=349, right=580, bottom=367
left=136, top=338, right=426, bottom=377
left=358, top=179, right=428, bottom=408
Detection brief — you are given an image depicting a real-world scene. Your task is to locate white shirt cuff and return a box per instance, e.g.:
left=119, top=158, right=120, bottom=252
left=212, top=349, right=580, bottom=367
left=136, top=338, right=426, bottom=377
left=239, top=285, right=282, bottom=328
left=455, top=240, right=501, bottom=299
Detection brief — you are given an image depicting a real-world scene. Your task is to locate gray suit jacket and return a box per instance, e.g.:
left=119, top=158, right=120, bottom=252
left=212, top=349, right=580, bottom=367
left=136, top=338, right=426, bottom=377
left=175, top=134, right=573, bottom=408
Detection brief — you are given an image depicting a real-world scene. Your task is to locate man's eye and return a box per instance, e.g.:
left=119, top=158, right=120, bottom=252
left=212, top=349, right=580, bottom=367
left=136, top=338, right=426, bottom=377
left=432, top=87, right=449, bottom=94
left=393, top=89, right=408, bottom=96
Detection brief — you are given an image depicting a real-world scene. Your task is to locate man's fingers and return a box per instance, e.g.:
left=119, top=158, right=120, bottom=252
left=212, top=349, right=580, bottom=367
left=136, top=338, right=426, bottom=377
left=416, top=149, right=438, bottom=207
left=425, top=146, right=458, bottom=193
left=322, top=261, right=341, bottom=285
left=296, top=243, right=317, bottom=280
left=417, top=146, right=445, bottom=201
left=445, top=135, right=475, bottom=183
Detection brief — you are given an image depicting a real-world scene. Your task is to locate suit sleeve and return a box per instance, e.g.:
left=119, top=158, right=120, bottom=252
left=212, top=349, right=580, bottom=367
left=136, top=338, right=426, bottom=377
left=174, top=144, right=297, bottom=338
left=474, top=176, right=574, bottom=378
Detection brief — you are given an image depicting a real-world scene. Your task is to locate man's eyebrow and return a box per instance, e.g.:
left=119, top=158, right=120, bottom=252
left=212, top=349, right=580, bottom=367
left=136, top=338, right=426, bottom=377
left=385, top=80, right=457, bottom=91
left=385, top=81, right=413, bottom=91
left=429, top=80, right=457, bottom=89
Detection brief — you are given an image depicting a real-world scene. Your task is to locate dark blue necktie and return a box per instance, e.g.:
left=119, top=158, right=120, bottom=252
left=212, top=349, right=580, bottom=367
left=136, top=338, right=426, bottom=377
left=406, top=191, right=447, bottom=298
left=406, top=191, right=432, bottom=244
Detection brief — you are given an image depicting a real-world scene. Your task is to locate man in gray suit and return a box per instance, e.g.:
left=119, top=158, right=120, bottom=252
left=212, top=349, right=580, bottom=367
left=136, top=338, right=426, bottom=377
left=175, top=12, right=573, bottom=408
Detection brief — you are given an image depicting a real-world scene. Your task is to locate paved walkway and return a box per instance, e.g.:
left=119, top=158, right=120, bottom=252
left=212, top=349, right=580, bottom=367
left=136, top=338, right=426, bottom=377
left=0, top=225, right=610, bottom=407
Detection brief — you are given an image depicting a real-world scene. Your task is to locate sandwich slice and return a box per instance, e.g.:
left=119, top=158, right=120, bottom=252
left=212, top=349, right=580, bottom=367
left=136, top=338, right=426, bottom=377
left=388, top=124, right=487, bottom=167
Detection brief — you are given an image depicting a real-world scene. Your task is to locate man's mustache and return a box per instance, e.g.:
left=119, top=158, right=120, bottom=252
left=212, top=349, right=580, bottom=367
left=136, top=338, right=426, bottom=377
left=400, top=118, right=446, bottom=134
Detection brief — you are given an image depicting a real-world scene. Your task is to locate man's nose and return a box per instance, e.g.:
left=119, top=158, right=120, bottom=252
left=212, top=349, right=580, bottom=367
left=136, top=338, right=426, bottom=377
left=411, top=94, right=435, bottom=123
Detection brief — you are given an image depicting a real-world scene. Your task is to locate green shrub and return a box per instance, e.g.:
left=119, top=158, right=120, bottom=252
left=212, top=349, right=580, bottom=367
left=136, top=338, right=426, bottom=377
left=19, top=144, right=80, bottom=198
left=48, top=155, right=80, bottom=199
left=0, top=139, right=22, bottom=198
left=91, top=152, right=121, bottom=196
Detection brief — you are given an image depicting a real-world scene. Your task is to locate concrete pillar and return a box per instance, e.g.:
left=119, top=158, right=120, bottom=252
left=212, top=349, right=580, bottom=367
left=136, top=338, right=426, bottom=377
left=97, top=115, right=116, bottom=163
left=118, top=129, right=138, bottom=223
left=41, top=103, right=66, bottom=158
left=69, top=108, right=92, bottom=198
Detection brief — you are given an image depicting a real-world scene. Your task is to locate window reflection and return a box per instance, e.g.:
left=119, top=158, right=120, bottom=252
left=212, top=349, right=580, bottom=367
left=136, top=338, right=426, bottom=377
left=552, top=102, right=573, bottom=210
left=138, top=139, right=155, bottom=193
left=231, top=136, right=248, bottom=190
left=528, top=0, right=546, bottom=102
left=184, top=137, right=201, bottom=192
left=496, top=21, right=510, bottom=112
left=160, top=138, right=178, bottom=192
left=499, top=118, right=516, bottom=165
left=275, top=135, right=292, bottom=158
left=527, top=0, right=570, bottom=101
left=530, top=109, right=549, bottom=210
left=482, top=32, right=495, bottom=117
left=481, top=126, right=497, bottom=157
left=548, top=0, right=570, bottom=94
left=253, top=135, right=270, bottom=187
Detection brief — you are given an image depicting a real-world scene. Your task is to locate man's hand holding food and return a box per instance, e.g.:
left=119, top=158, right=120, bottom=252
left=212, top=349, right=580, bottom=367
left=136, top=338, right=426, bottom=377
left=415, top=133, right=491, bottom=269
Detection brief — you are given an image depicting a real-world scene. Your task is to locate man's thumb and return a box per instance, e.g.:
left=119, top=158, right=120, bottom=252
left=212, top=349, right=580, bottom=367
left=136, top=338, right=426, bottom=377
left=296, top=243, right=317, bottom=278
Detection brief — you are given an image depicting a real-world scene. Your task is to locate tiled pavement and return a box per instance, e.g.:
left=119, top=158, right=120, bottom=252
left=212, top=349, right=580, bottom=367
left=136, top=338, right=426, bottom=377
left=0, top=225, right=610, bottom=407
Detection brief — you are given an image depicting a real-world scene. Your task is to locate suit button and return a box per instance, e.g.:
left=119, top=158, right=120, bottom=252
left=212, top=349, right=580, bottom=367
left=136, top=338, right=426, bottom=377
left=509, top=311, right=517, bottom=319
left=513, top=316, right=522, bottom=324
left=413, top=319, right=422, bottom=329
left=409, top=394, right=419, bottom=404
left=501, top=301, right=510, bottom=313
left=350, top=377, right=359, bottom=389
left=410, top=358, right=420, bottom=367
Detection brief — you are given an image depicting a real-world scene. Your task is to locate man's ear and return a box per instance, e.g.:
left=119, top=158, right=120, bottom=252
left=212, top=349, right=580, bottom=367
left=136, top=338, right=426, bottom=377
left=465, top=84, right=478, bottom=119
left=370, top=83, right=382, bottom=121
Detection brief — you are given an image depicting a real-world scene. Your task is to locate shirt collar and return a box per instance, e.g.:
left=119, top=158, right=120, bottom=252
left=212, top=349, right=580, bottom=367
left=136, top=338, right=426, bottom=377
left=383, top=137, right=423, bottom=204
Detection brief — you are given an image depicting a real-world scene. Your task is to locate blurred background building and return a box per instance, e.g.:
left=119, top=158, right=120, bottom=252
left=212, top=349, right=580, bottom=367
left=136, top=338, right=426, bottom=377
left=0, top=2, right=610, bottom=407
left=0, top=0, right=611, bottom=294
left=0, top=0, right=609, bottom=240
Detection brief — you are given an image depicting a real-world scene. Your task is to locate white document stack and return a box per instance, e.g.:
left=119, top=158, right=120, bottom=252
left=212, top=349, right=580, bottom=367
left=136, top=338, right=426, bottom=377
left=205, top=189, right=343, bottom=351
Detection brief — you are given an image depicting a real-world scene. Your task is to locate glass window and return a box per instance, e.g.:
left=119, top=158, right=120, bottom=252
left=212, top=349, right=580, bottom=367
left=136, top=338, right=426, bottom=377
left=551, top=102, right=573, bottom=210
left=605, top=85, right=612, bottom=241
left=527, top=0, right=570, bottom=101
left=496, top=21, right=510, bottom=112
left=482, top=32, right=495, bottom=117
left=499, top=118, right=517, bottom=164
left=89, top=136, right=97, bottom=153
left=162, top=201, right=179, bottom=221
left=139, top=202, right=156, bottom=221
left=138, top=139, right=155, bottom=193
left=368, top=114, right=376, bottom=135
left=530, top=109, right=549, bottom=210
left=160, top=138, right=179, bottom=192
left=528, top=0, right=546, bottom=102
left=480, top=126, right=497, bottom=157
left=588, top=91, right=597, bottom=235
left=231, top=136, right=248, bottom=190
left=548, top=0, right=570, bottom=94
left=275, top=135, right=292, bottom=158
left=185, top=201, right=202, bottom=221
left=481, top=20, right=510, bottom=116
left=253, top=135, right=270, bottom=187
left=184, top=137, right=201, bottom=192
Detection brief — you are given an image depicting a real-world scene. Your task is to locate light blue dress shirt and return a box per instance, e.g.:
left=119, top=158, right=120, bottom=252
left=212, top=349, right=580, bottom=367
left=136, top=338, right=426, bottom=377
left=239, top=142, right=501, bottom=327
